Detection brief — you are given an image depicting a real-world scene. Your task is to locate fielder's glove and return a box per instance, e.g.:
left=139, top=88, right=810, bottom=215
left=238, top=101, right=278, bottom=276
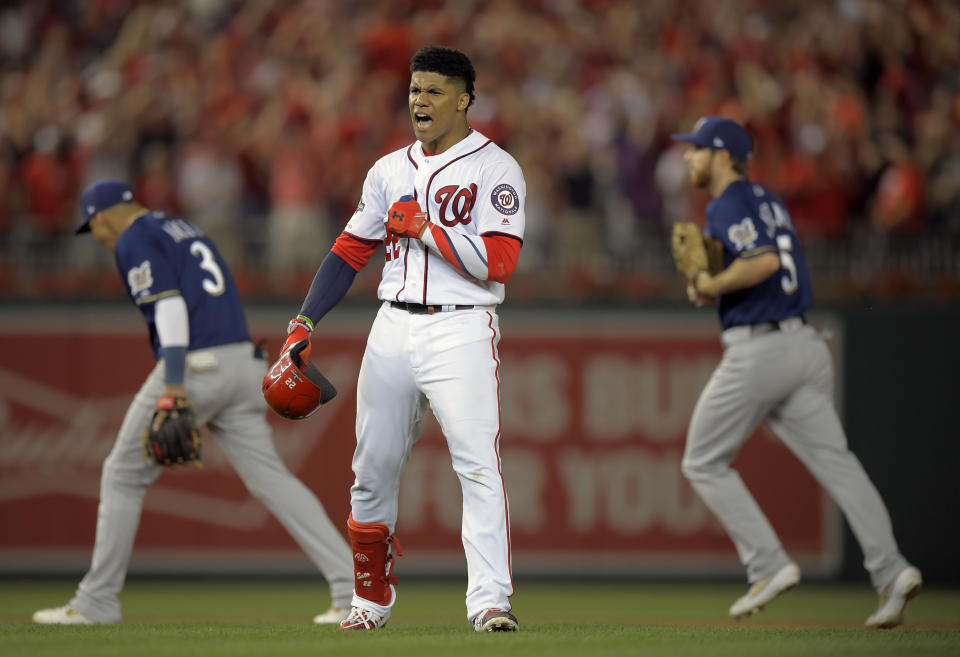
left=703, top=233, right=724, bottom=275
left=142, top=394, right=202, bottom=466
left=671, top=222, right=711, bottom=280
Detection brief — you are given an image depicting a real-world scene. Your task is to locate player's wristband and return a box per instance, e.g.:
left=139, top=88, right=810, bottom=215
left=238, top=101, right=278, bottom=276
left=161, top=345, right=187, bottom=386
left=292, top=315, right=314, bottom=332
left=415, top=217, right=430, bottom=239
left=288, top=316, right=314, bottom=336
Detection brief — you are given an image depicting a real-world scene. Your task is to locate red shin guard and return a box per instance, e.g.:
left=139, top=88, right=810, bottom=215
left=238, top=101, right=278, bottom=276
left=347, top=514, right=403, bottom=606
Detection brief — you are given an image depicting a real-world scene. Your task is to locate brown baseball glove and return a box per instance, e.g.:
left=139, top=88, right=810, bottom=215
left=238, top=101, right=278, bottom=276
left=671, top=222, right=710, bottom=279
left=703, top=234, right=723, bottom=275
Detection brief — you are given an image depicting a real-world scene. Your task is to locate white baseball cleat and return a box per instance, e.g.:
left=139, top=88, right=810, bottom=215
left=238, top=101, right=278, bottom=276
left=339, top=606, right=389, bottom=630
left=473, top=608, right=519, bottom=632
left=313, top=605, right=350, bottom=625
left=865, top=566, right=922, bottom=629
left=729, top=562, right=801, bottom=619
left=32, top=605, right=95, bottom=625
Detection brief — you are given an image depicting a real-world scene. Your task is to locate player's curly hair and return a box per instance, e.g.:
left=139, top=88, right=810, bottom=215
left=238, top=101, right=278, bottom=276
left=410, top=45, right=476, bottom=111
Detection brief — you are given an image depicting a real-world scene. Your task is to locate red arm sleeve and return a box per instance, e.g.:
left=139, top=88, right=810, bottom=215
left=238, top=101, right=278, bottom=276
left=331, top=232, right=381, bottom=271
left=481, top=233, right=522, bottom=283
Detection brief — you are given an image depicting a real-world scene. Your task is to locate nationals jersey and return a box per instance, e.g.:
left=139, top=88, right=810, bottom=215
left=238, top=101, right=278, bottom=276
left=343, top=129, right=525, bottom=306
left=706, top=180, right=813, bottom=329
left=114, top=211, right=250, bottom=358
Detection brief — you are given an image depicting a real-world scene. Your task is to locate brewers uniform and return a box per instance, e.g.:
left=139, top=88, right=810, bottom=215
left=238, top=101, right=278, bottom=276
left=673, top=117, right=920, bottom=627
left=33, top=183, right=353, bottom=624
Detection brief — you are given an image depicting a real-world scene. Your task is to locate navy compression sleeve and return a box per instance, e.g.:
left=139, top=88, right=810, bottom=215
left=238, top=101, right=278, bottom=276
left=298, top=251, right=358, bottom=323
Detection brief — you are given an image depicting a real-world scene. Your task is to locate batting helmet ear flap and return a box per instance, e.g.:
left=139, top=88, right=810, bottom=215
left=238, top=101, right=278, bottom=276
left=262, top=340, right=337, bottom=420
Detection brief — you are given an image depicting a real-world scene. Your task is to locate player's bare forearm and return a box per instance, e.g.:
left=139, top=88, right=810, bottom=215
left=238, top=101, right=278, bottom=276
left=694, top=251, right=779, bottom=298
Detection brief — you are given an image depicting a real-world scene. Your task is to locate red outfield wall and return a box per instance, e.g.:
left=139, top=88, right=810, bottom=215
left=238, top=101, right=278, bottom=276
left=0, top=309, right=842, bottom=577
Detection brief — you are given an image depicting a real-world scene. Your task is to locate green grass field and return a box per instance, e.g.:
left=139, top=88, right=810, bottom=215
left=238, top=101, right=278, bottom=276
left=2, top=579, right=958, bottom=656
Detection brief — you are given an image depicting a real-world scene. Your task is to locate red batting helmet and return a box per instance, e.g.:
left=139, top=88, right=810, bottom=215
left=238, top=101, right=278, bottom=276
left=262, top=340, right=337, bottom=419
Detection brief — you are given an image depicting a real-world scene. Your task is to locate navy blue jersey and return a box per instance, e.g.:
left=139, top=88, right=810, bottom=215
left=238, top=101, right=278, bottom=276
left=114, top=211, right=250, bottom=358
left=706, top=180, right=813, bottom=329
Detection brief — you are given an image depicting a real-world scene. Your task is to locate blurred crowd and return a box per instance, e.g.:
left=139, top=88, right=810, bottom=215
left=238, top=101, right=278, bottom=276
left=1, top=0, right=958, bottom=302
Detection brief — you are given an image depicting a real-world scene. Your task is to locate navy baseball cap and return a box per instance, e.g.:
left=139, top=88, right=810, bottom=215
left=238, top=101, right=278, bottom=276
left=76, top=179, right=136, bottom=234
left=671, top=116, right=753, bottom=160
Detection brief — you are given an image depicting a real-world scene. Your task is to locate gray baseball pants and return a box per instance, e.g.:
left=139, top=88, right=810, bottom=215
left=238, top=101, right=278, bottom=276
left=69, top=342, right=353, bottom=622
left=681, top=323, right=910, bottom=593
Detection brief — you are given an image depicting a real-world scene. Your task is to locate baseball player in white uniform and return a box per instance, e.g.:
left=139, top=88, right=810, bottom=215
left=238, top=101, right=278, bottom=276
left=275, top=46, right=524, bottom=632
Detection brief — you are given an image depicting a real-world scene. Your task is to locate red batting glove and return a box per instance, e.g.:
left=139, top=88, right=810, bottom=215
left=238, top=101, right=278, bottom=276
left=282, top=317, right=312, bottom=362
left=387, top=199, right=429, bottom=239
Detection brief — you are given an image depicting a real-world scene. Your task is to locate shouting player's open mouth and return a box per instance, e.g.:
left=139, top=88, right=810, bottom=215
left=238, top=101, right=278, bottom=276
left=414, top=112, right=432, bottom=131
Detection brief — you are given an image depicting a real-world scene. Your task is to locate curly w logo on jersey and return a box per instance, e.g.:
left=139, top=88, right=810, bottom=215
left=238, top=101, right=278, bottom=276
left=728, top=218, right=759, bottom=251
left=435, top=184, right=477, bottom=226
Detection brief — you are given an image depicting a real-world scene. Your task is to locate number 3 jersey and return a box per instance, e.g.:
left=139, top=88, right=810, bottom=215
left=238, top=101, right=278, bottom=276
left=705, top=180, right=813, bottom=329
left=343, top=129, right=526, bottom=307
left=114, top=211, right=250, bottom=358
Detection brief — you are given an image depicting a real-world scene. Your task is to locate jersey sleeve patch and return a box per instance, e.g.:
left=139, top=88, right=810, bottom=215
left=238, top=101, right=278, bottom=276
left=490, top=183, right=520, bottom=215
left=127, top=260, right=154, bottom=296
left=727, top=217, right=760, bottom=252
